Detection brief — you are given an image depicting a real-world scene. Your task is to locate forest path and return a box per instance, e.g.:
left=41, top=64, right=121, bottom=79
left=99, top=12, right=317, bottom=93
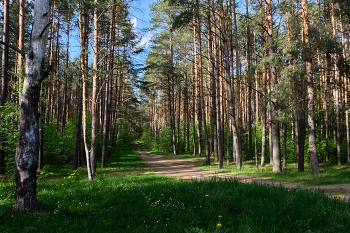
left=134, top=142, right=350, bottom=201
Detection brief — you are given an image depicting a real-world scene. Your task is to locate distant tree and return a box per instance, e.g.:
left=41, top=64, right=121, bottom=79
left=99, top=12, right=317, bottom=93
left=0, top=0, right=9, bottom=175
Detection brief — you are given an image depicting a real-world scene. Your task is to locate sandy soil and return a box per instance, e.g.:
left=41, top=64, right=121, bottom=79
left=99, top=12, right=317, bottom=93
left=134, top=142, right=350, bottom=201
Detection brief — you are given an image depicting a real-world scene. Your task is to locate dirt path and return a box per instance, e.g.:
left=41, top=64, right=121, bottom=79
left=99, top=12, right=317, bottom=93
left=135, top=142, right=350, bottom=201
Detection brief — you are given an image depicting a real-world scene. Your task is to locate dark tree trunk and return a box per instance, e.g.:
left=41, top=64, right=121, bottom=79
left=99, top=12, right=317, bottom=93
left=0, top=0, right=9, bottom=175
left=302, top=0, right=320, bottom=174
left=283, top=122, right=287, bottom=172
left=298, top=80, right=305, bottom=172
left=193, top=23, right=201, bottom=158
left=192, top=63, right=196, bottom=156
left=246, top=2, right=253, bottom=161
left=259, top=0, right=266, bottom=167
left=196, top=0, right=209, bottom=165
left=169, top=24, right=177, bottom=155
left=207, top=0, right=216, bottom=164
left=233, top=0, right=242, bottom=168
left=14, top=0, right=52, bottom=210
left=102, top=0, right=117, bottom=166
left=61, top=4, right=70, bottom=136
left=18, top=0, right=25, bottom=90
left=221, top=0, right=241, bottom=170
left=73, top=86, right=82, bottom=171
left=266, top=0, right=281, bottom=172
left=38, top=91, right=45, bottom=171
left=214, top=10, right=222, bottom=165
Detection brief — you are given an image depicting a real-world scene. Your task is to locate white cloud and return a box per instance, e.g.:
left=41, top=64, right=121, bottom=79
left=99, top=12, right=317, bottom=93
left=131, top=17, right=138, bottom=29
left=139, top=32, right=153, bottom=47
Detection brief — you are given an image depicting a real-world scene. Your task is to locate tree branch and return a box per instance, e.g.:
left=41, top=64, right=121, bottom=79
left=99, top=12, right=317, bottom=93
left=31, top=65, right=52, bottom=88
left=39, top=21, right=52, bottom=37
left=0, top=41, right=25, bottom=56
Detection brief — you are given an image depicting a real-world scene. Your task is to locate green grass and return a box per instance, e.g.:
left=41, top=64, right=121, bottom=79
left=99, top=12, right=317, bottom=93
left=195, top=160, right=350, bottom=186
left=137, top=141, right=350, bottom=185
left=1, top=143, right=350, bottom=233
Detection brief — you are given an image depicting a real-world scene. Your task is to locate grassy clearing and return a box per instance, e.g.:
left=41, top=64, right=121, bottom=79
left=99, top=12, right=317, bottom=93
left=1, top=144, right=350, bottom=233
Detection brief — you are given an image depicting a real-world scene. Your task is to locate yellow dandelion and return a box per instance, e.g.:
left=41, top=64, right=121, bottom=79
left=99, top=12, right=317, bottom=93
left=62, top=184, right=64, bottom=186
left=205, top=194, right=209, bottom=197
left=345, top=201, right=348, bottom=203
left=218, top=215, right=222, bottom=218
left=177, top=178, right=180, bottom=180
left=217, top=223, right=222, bottom=226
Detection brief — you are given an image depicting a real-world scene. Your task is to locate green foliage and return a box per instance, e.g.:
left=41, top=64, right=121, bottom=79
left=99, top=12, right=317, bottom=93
left=38, top=165, right=54, bottom=183
left=0, top=99, right=19, bottom=174
left=42, top=124, right=68, bottom=165
left=116, top=123, right=133, bottom=147
left=64, top=167, right=82, bottom=182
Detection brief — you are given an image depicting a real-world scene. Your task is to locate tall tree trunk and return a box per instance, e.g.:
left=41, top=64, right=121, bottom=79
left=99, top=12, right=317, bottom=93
left=339, top=2, right=349, bottom=164
left=331, top=0, right=341, bottom=166
left=18, top=0, right=25, bottom=93
left=169, top=23, right=177, bottom=155
left=325, top=52, right=331, bottom=162
left=61, top=3, right=70, bottom=136
left=0, top=0, right=9, bottom=175
left=55, top=14, right=61, bottom=128
left=91, top=0, right=99, bottom=171
left=196, top=0, right=209, bottom=165
left=302, top=0, right=320, bottom=174
left=72, top=85, right=82, bottom=171
left=259, top=0, right=267, bottom=167
left=207, top=0, right=216, bottom=165
left=192, top=64, right=196, bottom=156
left=80, top=6, right=93, bottom=179
left=283, top=122, right=287, bottom=172
left=102, top=0, right=117, bottom=166
left=212, top=6, right=224, bottom=165
left=193, top=23, right=201, bottom=157
left=46, top=1, right=55, bottom=125
left=246, top=1, right=253, bottom=161
left=214, top=7, right=223, bottom=165
left=298, top=79, right=306, bottom=172
left=14, top=0, right=52, bottom=210
left=221, top=0, right=241, bottom=170
left=184, top=59, right=190, bottom=152
left=266, top=0, right=281, bottom=172
left=38, top=91, right=45, bottom=170
left=233, top=0, right=242, bottom=161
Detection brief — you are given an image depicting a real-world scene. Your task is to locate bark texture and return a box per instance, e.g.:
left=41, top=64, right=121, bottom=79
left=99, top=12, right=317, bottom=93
left=14, top=0, right=52, bottom=210
left=302, top=0, right=320, bottom=174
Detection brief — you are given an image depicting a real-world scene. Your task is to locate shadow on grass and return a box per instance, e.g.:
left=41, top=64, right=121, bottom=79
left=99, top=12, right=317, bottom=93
left=2, top=174, right=350, bottom=233
left=2, top=143, right=350, bottom=232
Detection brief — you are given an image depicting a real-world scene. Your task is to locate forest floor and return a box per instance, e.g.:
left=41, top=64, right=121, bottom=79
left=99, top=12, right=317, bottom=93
left=133, top=142, right=350, bottom=201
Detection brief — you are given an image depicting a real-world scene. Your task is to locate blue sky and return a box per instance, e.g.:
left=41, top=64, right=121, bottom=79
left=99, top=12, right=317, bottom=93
left=129, top=0, right=154, bottom=67
left=67, top=0, right=154, bottom=65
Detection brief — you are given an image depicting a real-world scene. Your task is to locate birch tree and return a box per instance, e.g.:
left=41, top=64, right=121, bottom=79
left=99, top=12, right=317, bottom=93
left=14, top=0, right=52, bottom=210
